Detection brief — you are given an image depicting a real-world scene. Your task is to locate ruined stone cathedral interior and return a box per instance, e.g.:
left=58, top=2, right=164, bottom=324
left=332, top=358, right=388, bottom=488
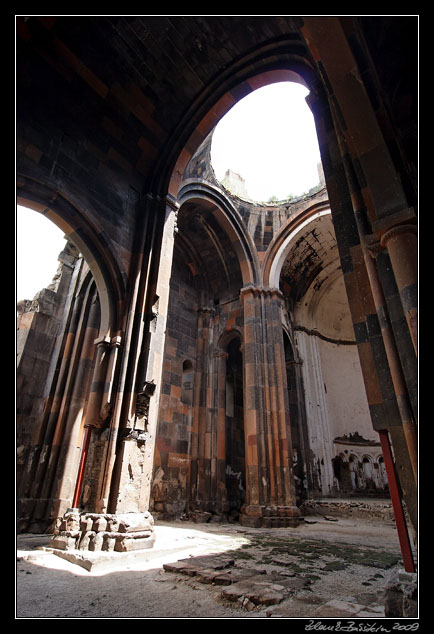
left=16, top=16, right=417, bottom=566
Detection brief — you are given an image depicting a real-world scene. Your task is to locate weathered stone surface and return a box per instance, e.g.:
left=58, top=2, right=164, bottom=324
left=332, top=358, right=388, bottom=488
left=49, top=511, right=156, bottom=553
left=49, top=535, right=77, bottom=551
left=384, top=568, right=418, bottom=617
left=116, top=512, right=154, bottom=533
left=190, top=511, right=212, bottom=524
left=221, top=575, right=287, bottom=606
left=163, top=561, right=197, bottom=574
left=194, top=568, right=228, bottom=584
left=178, top=555, right=235, bottom=570
left=114, top=532, right=156, bottom=552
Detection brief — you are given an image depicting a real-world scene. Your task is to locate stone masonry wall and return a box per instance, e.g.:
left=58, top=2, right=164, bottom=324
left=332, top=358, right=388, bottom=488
left=151, top=245, right=200, bottom=517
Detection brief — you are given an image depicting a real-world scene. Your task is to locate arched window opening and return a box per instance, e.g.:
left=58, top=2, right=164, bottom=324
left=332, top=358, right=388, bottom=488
left=17, top=204, right=69, bottom=303
left=362, top=456, right=376, bottom=490
left=349, top=455, right=359, bottom=491
left=378, top=456, right=389, bottom=490
left=16, top=203, right=107, bottom=529
left=211, top=82, right=322, bottom=204
left=181, top=360, right=194, bottom=406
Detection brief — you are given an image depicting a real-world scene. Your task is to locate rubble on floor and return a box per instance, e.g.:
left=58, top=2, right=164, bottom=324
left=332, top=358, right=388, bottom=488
left=160, top=519, right=408, bottom=617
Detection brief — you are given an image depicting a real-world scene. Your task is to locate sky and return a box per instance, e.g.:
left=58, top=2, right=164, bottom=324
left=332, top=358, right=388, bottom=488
left=16, top=205, right=67, bottom=302
left=211, top=81, right=321, bottom=201
left=16, top=81, right=322, bottom=302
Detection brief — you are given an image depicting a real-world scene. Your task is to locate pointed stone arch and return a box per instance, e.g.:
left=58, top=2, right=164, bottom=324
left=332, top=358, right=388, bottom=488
left=177, top=180, right=260, bottom=288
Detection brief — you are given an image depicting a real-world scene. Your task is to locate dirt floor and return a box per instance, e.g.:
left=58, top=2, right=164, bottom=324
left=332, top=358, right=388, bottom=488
left=16, top=509, right=415, bottom=620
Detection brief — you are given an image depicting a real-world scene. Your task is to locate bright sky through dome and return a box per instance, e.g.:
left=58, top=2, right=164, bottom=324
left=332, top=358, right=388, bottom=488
left=16, top=205, right=67, bottom=302
left=211, top=81, right=321, bottom=201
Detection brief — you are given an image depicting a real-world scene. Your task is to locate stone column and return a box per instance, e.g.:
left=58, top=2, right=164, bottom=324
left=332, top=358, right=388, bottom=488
left=214, top=348, right=229, bottom=513
left=82, top=335, right=111, bottom=429
left=240, top=285, right=301, bottom=527
left=295, top=330, right=335, bottom=496
left=43, top=288, right=100, bottom=524
left=71, top=334, right=111, bottom=508
left=380, top=224, right=418, bottom=355
left=105, top=195, right=179, bottom=516
left=189, top=308, right=213, bottom=510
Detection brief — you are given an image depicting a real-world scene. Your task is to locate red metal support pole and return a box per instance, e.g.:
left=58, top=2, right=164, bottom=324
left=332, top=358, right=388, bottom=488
left=72, top=425, right=93, bottom=509
left=378, top=429, right=415, bottom=573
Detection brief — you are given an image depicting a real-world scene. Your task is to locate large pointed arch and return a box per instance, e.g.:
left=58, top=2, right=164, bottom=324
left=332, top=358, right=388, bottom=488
left=153, top=51, right=317, bottom=198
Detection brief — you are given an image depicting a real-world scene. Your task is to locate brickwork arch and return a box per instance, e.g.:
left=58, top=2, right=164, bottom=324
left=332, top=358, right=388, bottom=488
left=177, top=181, right=260, bottom=287
left=262, top=202, right=332, bottom=290
left=162, top=60, right=316, bottom=198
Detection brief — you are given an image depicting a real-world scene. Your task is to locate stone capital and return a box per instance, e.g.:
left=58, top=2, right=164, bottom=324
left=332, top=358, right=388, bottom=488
left=94, top=334, right=111, bottom=347
left=165, top=193, right=180, bottom=211
left=372, top=207, right=416, bottom=239
left=110, top=335, right=122, bottom=346
left=380, top=223, right=417, bottom=248
left=240, top=284, right=283, bottom=300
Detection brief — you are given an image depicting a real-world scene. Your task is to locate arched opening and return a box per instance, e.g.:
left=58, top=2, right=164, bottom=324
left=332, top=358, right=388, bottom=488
left=362, top=456, right=376, bottom=491
left=16, top=193, right=123, bottom=531
left=17, top=205, right=68, bottom=303
left=156, top=63, right=393, bottom=522
left=378, top=456, right=389, bottom=491
left=349, top=455, right=360, bottom=491
left=181, top=360, right=194, bottom=406
left=224, top=336, right=246, bottom=521
left=332, top=454, right=353, bottom=494
left=16, top=182, right=125, bottom=338
left=210, top=81, right=322, bottom=204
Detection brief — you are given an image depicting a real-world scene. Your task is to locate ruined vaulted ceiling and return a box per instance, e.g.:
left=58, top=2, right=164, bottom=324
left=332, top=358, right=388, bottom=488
left=16, top=16, right=417, bottom=269
left=279, top=213, right=339, bottom=305
left=175, top=200, right=243, bottom=303
left=16, top=16, right=303, bottom=189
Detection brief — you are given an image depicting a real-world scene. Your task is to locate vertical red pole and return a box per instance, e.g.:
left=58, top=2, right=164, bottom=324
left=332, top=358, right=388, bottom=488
left=378, top=430, right=415, bottom=572
left=72, top=425, right=93, bottom=509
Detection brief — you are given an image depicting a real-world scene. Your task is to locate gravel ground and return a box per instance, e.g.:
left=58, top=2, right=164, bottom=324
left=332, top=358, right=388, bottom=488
left=15, top=514, right=410, bottom=620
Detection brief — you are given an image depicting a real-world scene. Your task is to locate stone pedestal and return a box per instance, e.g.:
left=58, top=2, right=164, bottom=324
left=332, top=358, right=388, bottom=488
left=239, top=504, right=303, bottom=528
left=49, top=509, right=156, bottom=553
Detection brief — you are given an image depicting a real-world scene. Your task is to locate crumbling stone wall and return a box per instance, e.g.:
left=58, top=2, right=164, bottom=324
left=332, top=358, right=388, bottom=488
left=16, top=242, right=82, bottom=491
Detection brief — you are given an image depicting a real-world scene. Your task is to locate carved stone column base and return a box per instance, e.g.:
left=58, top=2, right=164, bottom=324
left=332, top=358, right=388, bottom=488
left=239, top=504, right=304, bottom=528
left=49, top=509, right=156, bottom=552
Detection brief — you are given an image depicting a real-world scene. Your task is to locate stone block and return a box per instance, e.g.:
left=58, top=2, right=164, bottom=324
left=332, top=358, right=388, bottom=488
left=239, top=514, right=262, bottom=528
left=194, top=568, right=222, bottom=584
left=114, top=531, right=156, bottom=552
left=78, top=531, right=94, bottom=550
left=92, top=516, right=107, bottom=532
left=102, top=534, right=117, bottom=552
left=117, top=512, right=154, bottom=533
left=163, top=561, right=197, bottom=573
left=88, top=531, right=104, bottom=551
left=384, top=567, right=418, bottom=618
left=221, top=575, right=286, bottom=606
left=80, top=516, right=93, bottom=532
left=178, top=555, right=234, bottom=570
left=190, top=511, right=212, bottom=523
left=50, top=534, right=79, bottom=550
